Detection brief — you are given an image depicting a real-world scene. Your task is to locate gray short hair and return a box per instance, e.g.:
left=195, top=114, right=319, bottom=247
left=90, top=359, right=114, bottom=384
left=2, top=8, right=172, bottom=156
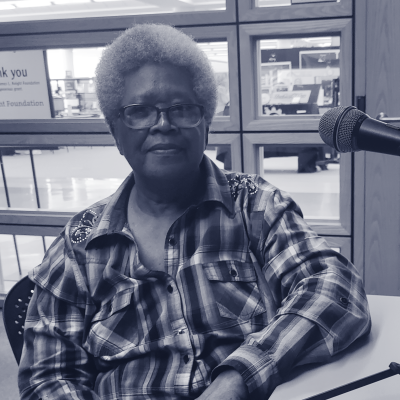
left=95, top=24, right=218, bottom=133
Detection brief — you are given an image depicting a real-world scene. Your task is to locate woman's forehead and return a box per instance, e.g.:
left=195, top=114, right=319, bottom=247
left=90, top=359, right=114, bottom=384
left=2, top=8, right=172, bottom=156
left=122, top=63, right=197, bottom=105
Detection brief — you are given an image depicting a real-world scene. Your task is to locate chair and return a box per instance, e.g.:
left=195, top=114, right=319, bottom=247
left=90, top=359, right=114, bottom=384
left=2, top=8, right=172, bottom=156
left=2, top=276, right=35, bottom=364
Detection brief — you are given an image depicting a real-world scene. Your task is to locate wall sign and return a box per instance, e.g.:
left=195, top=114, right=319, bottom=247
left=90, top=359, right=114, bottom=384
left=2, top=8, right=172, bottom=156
left=0, top=50, right=51, bottom=119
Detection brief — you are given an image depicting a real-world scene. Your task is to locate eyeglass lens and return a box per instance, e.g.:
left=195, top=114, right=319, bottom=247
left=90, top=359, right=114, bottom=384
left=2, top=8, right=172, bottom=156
left=122, top=104, right=202, bottom=128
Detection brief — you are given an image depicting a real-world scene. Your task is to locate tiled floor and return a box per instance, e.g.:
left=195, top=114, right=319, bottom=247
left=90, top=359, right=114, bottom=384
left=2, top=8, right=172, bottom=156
left=0, top=311, right=20, bottom=400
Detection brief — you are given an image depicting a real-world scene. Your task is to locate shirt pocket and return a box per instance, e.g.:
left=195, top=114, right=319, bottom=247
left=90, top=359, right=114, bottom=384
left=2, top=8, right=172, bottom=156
left=203, top=260, right=266, bottom=322
left=84, top=289, right=139, bottom=358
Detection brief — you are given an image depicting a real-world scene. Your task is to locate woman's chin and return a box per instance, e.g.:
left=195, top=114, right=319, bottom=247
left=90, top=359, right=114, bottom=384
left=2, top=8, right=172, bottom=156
left=139, top=162, right=199, bottom=183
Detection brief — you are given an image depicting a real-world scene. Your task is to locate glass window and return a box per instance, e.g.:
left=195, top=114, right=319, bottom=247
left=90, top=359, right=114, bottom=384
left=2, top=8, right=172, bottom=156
left=33, top=146, right=132, bottom=211
left=32, top=145, right=230, bottom=212
left=0, top=234, right=20, bottom=293
left=258, top=36, right=340, bottom=117
left=0, top=234, right=47, bottom=294
left=0, top=141, right=234, bottom=213
left=256, top=0, right=291, bottom=6
left=15, top=235, right=45, bottom=275
left=256, top=0, right=336, bottom=6
left=46, top=41, right=229, bottom=119
left=261, top=146, right=340, bottom=219
left=197, top=42, right=230, bottom=116
left=0, top=154, right=9, bottom=207
left=0, top=149, right=38, bottom=209
left=0, top=146, right=133, bottom=211
left=205, top=145, right=229, bottom=170
left=208, top=134, right=241, bottom=172
left=47, top=47, right=105, bottom=119
left=44, top=236, right=58, bottom=251
left=0, top=234, right=59, bottom=295
left=0, top=0, right=226, bottom=23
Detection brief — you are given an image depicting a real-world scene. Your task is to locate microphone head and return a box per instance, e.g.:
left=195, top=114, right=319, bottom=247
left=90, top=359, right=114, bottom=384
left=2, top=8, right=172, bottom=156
left=319, top=106, right=367, bottom=152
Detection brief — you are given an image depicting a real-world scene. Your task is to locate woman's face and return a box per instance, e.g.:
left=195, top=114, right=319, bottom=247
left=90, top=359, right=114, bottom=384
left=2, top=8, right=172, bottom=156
left=114, top=63, right=208, bottom=184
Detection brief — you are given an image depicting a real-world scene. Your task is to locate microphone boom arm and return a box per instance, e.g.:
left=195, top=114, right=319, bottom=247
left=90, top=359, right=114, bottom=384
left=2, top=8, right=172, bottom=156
left=302, top=362, right=400, bottom=400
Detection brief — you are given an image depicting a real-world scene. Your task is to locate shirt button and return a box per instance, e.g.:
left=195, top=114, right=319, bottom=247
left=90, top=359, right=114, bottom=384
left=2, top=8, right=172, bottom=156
left=183, top=355, right=190, bottom=364
left=230, top=269, right=237, bottom=277
left=167, top=285, right=173, bottom=293
left=340, top=297, right=349, bottom=305
left=168, top=237, right=176, bottom=246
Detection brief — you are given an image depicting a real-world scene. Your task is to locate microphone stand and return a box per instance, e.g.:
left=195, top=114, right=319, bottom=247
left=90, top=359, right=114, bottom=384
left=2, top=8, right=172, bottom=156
left=303, top=362, right=400, bottom=400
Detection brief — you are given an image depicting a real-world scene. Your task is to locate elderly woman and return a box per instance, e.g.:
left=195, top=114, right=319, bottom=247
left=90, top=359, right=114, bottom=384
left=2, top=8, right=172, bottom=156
left=18, top=24, right=370, bottom=400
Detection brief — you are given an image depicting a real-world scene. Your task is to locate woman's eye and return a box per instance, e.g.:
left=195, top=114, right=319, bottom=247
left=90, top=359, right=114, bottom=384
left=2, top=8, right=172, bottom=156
left=130, top=107, right=150, bottom=117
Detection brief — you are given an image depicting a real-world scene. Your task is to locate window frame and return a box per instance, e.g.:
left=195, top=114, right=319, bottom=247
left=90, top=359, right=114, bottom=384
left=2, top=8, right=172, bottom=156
left=239, top=18, right=353, bottom=131
left=242, top=133, right=351, bottom=235
left=238, top=0, right=352, bottom=23
left=239, top=18, right=352, bottom=236
left=0, top=1, right=356, bottom=299
left=0, top=132, right=242, bottom=235
left=0, top=0, right=236, bottom=35
left=0, top=15, right=242, bottom=243
left=0, top=26, right=240, bottom=133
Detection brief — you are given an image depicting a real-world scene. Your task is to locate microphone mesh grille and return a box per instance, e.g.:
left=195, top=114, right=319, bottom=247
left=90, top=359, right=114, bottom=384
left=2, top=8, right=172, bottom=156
left=319, top=106, right=348, bottom=149
left=319, top=106, right=366, bottom=152
left=336, top=108, right=365, bottom=152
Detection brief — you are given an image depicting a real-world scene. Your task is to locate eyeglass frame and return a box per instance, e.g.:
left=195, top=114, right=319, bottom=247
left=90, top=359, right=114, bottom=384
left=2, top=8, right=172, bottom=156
left=118, top=103, right=205, bottom=129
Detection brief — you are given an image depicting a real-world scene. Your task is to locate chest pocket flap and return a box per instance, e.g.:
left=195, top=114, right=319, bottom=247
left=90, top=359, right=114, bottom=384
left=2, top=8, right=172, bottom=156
left=203, top=260, right=266, bottom=321
left=91, top=290, right=134, bottom=323
left=85, top=289, right=138, bottom=358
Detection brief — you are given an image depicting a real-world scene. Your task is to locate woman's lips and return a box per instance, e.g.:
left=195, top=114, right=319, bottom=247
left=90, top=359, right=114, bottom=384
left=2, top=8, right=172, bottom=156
left=148, top=144, right=183, bottom=154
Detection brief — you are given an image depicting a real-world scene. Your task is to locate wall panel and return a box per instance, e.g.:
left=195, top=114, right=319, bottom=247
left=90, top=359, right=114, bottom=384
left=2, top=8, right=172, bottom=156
left=357, top=0, right=400, bottom=295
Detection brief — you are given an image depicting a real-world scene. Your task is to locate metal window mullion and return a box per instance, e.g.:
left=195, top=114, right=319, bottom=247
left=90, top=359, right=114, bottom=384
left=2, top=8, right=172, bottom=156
left=0, top=150, right=11, bottom=207
left=13, top=235, right=22, bottom=277
left=29, top=149, right=41, bottom=209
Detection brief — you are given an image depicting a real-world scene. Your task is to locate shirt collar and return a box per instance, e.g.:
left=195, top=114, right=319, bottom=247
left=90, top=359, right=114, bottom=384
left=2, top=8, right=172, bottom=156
left=198, top=154, right=235, bottom=214
left=86, top=155, right=235, bottom=247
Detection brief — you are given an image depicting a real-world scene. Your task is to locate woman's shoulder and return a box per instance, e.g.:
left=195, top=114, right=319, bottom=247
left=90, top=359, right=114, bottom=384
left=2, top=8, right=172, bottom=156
left=67, top=196, right=111, bottom=246
left=223, top=171, right=285, bottom=203
left=224, top=170, right=303, bottom=219
left=28, top=195, right=114, bottom=307
left=67, top=195, right=112, bottom=232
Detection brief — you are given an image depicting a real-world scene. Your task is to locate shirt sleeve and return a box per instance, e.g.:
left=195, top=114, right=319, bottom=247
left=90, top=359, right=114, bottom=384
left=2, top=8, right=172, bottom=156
left=18, top=236, right=100, bottom=400
left=212, top=188, right=372, bottom=399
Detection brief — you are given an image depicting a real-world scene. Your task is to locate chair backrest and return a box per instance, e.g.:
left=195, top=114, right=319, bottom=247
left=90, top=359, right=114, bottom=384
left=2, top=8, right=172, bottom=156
left=2, top=276, right=35, bottom=364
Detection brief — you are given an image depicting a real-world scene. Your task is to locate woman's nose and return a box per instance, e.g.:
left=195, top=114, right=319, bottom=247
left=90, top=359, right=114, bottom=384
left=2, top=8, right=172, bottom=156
left=151, top=111, right=177, bottom=133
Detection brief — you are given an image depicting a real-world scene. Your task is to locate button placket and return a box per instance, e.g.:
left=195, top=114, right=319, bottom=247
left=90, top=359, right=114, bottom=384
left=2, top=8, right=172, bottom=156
left=167, top=288, right=193, bottom=372
left=161, top=214, right=194, bottom=395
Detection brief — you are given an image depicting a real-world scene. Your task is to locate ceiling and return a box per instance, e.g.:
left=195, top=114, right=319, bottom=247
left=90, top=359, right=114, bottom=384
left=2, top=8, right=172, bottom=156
left=0, top=0, right=226, bottom=22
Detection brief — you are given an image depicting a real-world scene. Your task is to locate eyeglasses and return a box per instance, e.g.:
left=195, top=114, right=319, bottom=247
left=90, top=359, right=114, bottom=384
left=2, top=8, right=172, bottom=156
left=118, top=103, right=205, bottom=129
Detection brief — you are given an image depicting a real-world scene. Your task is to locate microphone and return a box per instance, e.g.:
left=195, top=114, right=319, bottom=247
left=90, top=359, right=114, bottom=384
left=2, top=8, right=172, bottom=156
left=319, top=106, right=400, bottom=156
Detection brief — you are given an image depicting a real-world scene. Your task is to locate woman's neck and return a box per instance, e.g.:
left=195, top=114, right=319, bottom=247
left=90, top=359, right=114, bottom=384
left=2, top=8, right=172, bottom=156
left=130, top=169, right=203, bottom=217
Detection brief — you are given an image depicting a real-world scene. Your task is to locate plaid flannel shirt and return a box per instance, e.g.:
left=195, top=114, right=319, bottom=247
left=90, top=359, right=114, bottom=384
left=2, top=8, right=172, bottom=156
left=18, top=155, right=371, bottom=400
